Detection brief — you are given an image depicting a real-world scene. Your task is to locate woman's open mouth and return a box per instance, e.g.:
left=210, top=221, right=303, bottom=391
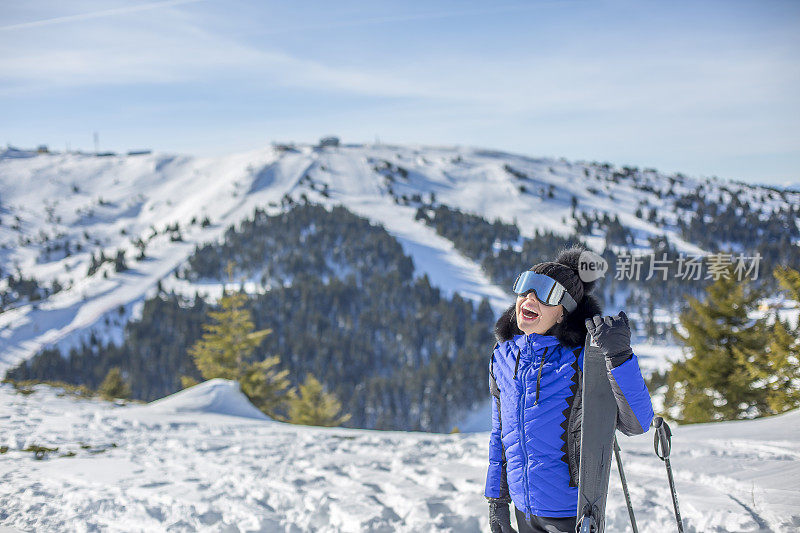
left=520, top=306, right=539, bottom=321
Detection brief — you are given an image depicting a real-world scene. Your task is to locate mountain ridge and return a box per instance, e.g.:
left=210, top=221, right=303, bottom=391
left=1, top=143, right=798, bottom=373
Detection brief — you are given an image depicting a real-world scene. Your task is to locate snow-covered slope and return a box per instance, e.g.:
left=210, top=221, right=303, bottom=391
left=0, top=382, right=797, bottom=532
left=1, top=143, right=797, bottom=377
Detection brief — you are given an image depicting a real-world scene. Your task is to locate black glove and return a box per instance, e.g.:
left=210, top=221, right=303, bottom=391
left=488, top=498, right=517, bottom=533
left=585, top=310, right=633, bottom=368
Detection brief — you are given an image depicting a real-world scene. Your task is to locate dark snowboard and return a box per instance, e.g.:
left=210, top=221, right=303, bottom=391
left=575, top=331, right=618, bottom=533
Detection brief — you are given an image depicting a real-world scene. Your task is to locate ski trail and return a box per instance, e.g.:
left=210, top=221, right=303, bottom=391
left=343, top=196, right=510, bottom=316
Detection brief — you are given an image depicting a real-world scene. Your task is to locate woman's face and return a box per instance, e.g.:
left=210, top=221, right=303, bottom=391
left=516, top=292, right=564, bottom=335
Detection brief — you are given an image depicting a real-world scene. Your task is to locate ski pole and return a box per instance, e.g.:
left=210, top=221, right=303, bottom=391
left=652, top=416, right=684, bottom=533
left=613, top=436, right=638, bottom=533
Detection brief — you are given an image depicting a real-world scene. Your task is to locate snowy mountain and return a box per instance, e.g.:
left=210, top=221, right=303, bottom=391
left=1, top=380, right=797, bottom=532
left=2, top=142, right=797, bottom=378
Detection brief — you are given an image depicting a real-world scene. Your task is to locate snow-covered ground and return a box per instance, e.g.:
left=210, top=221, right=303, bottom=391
left=1, top=380, right=797, bottom=532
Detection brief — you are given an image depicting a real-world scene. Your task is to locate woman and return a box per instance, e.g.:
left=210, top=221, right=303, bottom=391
left=485, top=245, right=654, bottom=533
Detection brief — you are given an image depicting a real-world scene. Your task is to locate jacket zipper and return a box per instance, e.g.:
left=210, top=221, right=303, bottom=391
left=517, top=336, right=535, bottom=521
left=517, top=337, right=553, bottom=521
left=518, top=357, right=531, bottom=520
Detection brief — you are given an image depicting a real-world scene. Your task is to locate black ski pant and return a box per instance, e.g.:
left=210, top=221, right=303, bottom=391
left=514, top=507, right=577, bottom=533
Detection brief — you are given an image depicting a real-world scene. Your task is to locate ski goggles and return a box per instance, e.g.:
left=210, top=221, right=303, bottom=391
left=512, top=271, right=578, bottom=313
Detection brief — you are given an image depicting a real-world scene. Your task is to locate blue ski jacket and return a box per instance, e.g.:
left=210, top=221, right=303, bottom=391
left=484, top=328, right=654, bottom=519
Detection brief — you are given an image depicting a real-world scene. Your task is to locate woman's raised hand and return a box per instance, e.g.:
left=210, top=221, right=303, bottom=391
left=585, top=311, right=633, bottom=367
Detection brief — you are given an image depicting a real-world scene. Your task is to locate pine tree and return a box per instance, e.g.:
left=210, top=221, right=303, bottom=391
left=773, top=265, right=800, bottom=302
left=239, top=355, right=291, bottom=420
left=88, top=252, right=99, bottom=276
left=287, top=373, right=351, bottom=427
left=134, top=237, right=146, bottom=260
left=187, top=288, right=291, bottom=418
left=745, top=266, right=800, bottom=414
left=180, top=375, right=199, bottom=389
left=188, top=290, right=271, bottom=380
left=99, top=367, right=131, bottom=400
left=114, top=249, right=127, bottom=272
left=748, top=317, right=800, bottom=414
left=664, top=263, right=768, bottom=423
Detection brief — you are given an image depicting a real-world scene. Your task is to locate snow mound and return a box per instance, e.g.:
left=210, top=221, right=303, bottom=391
left=142, top=379, right=269, bottom=420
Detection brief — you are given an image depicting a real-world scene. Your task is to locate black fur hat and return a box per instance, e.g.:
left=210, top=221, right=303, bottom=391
left=494, top=244, right=603, bottom=347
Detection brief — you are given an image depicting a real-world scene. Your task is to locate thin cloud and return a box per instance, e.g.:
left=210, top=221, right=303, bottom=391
left=0, top=0, right=796, bottom=184
left=250, top=3, right=556, bottom=36
left=2, top=19, right=796, bottom=120
left=0, top=0, right=204, bottom=32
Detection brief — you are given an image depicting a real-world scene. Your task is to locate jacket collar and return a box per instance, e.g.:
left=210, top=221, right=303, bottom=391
left=512, top=332, right=562, bottom=351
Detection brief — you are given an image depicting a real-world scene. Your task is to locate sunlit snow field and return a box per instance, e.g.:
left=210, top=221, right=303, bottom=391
left=1, top=379, right=797, bottom=532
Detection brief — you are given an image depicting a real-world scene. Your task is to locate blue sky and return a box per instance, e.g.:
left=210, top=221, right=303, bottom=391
left=1, top=0, right=798, bottom=186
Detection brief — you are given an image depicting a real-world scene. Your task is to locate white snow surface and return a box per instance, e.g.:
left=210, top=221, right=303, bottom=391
left=128, top=379, right=270, bottom=421
left=1, top=382, right=798, bottom=532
